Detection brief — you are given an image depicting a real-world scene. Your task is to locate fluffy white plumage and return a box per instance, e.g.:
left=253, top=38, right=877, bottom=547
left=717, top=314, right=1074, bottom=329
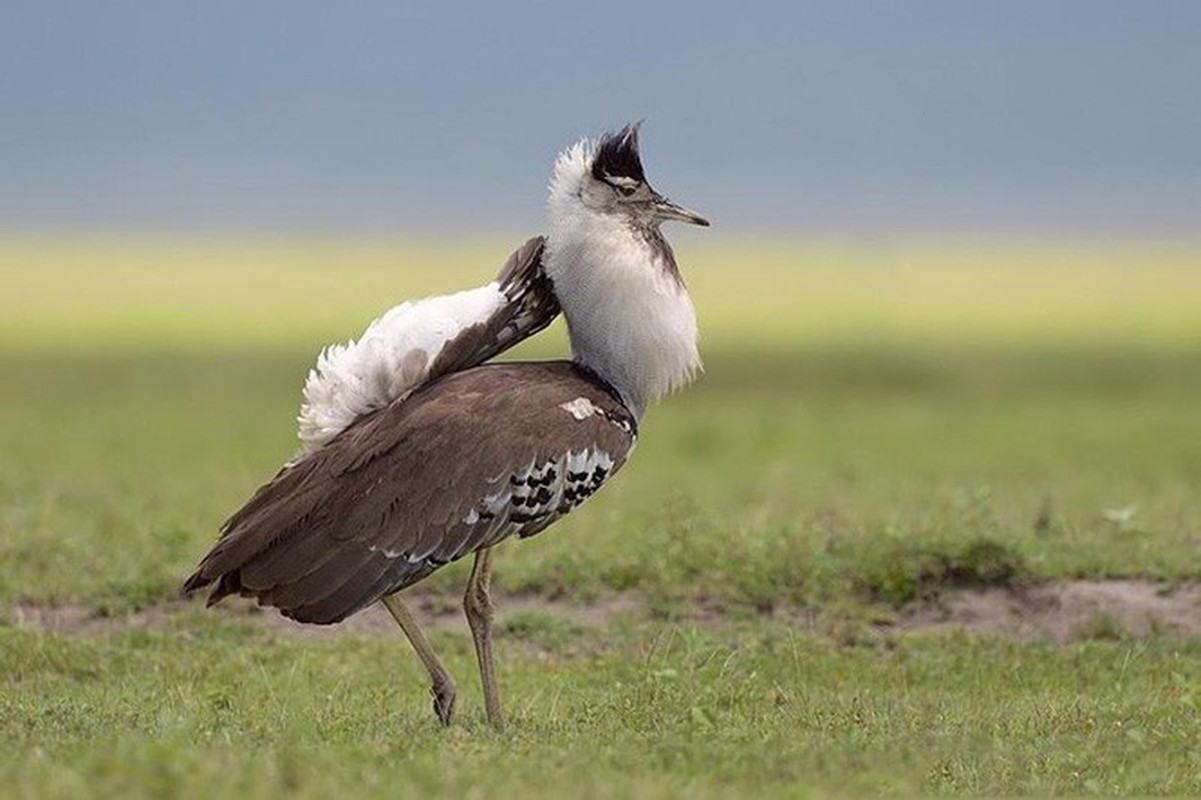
left=295, top=283, right=507, bottom=454
left=296, top=129, right=701, bottom=454
left=543, top=138, right=702, bottom=418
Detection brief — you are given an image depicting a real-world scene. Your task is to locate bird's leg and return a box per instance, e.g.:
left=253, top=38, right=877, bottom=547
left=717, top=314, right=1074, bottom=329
left=380, top=592, right=457, bottom=726
left=464, top=547, right=504, bottom=729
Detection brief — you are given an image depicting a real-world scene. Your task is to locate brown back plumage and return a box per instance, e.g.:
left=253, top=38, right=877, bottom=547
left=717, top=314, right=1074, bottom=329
left=183, top=362, right=636, bottom=624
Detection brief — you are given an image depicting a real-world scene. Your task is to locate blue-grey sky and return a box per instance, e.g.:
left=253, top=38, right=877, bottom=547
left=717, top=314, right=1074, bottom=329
left=2, top=1, right=1199, bottom=236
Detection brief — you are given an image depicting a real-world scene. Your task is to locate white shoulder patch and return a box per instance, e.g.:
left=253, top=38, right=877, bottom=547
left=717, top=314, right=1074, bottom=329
left=296, top=282, right=507, bottom=455
left=558, top=397, right=601, bottom=420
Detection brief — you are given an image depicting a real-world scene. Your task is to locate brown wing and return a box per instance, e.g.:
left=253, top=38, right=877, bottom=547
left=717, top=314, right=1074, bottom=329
left=425, top=235, right=561, bottom=379
left=183, top=362, right=636, bottom=624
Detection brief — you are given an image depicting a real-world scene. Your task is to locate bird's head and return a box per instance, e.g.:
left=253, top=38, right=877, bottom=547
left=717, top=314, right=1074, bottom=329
left=548, top=122, right=709, bottom=230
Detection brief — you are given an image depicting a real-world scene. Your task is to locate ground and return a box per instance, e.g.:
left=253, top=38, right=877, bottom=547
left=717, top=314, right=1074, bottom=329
left=2, top=238, right=1200, bottom=796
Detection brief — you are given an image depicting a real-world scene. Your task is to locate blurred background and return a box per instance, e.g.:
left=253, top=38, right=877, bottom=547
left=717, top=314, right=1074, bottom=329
left=3, top=0, right=1199, bottom=237
left=1, top=1, right=1199, bottom=611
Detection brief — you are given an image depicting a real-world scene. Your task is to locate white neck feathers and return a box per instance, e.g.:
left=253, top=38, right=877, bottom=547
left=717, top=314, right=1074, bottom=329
left=543, top=140, right=701, bottom=418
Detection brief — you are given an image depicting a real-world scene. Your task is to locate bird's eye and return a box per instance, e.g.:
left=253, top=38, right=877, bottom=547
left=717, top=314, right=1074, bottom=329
left=617, top=184, right=637, bottom=197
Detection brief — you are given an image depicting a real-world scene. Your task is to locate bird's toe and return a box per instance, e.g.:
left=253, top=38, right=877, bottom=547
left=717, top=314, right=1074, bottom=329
left=432, top=679, right=457, bottom=726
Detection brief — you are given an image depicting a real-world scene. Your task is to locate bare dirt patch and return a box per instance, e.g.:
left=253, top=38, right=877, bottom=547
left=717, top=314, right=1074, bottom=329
left=9, top=580, right=1201, bottom=643
left=891, top=579, right=1201, bottom=643
left=9, top=601, right=191, bottom=637
left=8, top=591, right=643, bottom=639
left=227, top=591, right=644, bottom=638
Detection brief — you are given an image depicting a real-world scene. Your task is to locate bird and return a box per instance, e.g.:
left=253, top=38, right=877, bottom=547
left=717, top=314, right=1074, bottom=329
left=183, top=122, right=709, bottom=728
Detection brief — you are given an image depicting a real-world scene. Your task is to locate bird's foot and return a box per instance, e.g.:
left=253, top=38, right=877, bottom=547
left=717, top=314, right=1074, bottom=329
left=432, top=679, right=457, bottom=726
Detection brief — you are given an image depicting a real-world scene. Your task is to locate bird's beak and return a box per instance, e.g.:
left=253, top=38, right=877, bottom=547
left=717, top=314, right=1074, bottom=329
left=650, top=192, right=710, bottom=227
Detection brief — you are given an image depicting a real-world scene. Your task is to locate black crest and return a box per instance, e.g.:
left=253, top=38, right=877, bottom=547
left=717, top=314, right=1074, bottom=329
left=590, top=122, right=646, bottom=184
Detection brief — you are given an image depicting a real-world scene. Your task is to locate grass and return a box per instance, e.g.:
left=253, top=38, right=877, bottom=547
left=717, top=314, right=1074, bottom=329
left=4, top=619, right=1201, bottom=797
left=2, top=237, right=1201, bottom=795
left=3, top=236, right=1201, bottom=353
left=4, top=348, right=1198, bottom=614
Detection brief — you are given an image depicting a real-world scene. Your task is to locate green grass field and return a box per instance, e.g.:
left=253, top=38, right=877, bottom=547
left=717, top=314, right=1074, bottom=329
left=2, top=237, right=1201, bottom=796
